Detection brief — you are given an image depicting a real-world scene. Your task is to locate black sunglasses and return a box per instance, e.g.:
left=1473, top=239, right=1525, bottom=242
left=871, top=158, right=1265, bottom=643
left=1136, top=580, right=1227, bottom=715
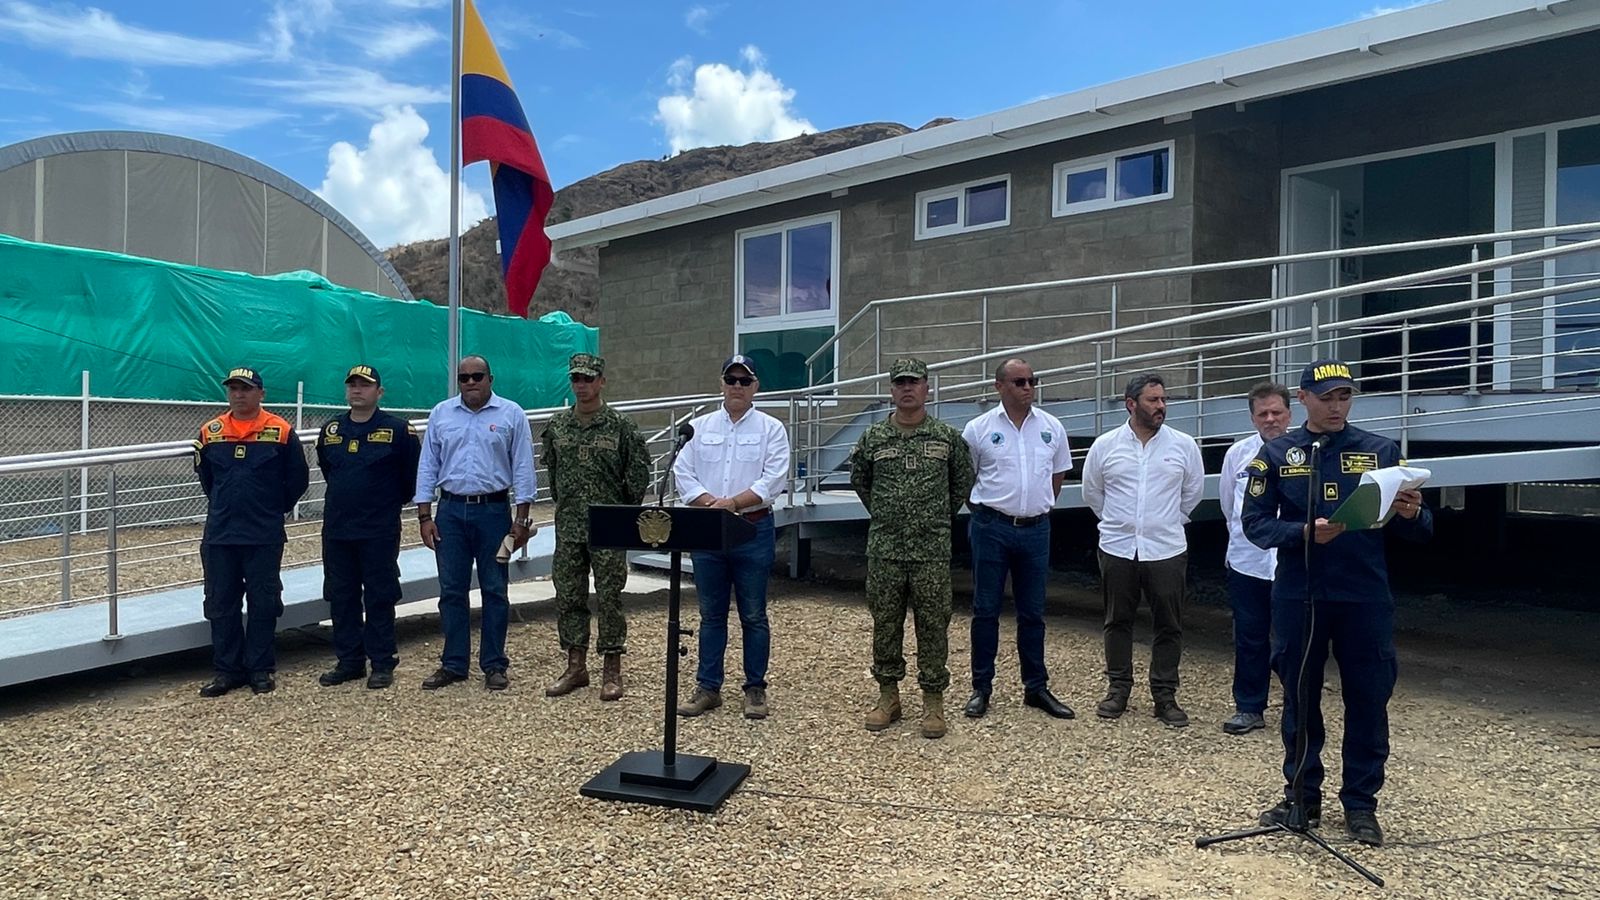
left=569, top=373, right=597, bottom=383
left=457, top=372, right=488, bottom=383
left=1006, top=377, right=1040, bottom=388
left=722, top=375, right=755, bottom=387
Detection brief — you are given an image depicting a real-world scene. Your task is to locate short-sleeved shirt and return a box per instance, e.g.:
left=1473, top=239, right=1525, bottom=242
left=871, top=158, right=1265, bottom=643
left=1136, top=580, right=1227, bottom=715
left=962, top=406, right=1072, bottom=518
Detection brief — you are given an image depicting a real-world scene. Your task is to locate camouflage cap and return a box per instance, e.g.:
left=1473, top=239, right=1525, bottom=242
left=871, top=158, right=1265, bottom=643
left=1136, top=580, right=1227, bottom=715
left=569, top=353, right=604, bottom=377
left=888, top=357, right=929, bottom=380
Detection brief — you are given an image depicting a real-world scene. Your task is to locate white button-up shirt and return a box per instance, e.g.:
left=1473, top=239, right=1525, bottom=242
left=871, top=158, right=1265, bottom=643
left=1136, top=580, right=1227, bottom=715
left=1220, top=432, right=1276, bottom=581
left=673, top=404, right=791, bottom=507
left=1081, top=421, right=1205, bottom=562
left=962, top=405, right=1072, bottom=518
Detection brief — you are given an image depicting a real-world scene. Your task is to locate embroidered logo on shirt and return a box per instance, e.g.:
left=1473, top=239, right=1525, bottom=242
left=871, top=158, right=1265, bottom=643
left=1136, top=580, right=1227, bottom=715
left=369, top=428, right=393, bottom=443
left=1248, top=477, right=1265, bottom=497
left=989, top=432, right=1004, bottom=445
left=234, top=445, right=247, bottom=459
left=1340, top=452, right=1378, bottom=474
left=1324, top=482, right=1339, bottom=501
left=257, top=426, right=281, bottom=442
left=1041, top=431, right=1052, bottom=444
left=1286, top=446, right=1307, bottom=466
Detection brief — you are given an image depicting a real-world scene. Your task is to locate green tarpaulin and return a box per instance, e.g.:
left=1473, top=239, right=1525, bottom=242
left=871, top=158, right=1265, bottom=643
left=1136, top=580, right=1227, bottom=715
left=0, top=234, right=596, bottom=410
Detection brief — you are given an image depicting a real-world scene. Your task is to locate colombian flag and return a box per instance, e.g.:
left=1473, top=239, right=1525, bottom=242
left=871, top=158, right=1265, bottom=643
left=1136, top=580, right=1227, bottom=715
left=461, top=0, right=553, bottom=318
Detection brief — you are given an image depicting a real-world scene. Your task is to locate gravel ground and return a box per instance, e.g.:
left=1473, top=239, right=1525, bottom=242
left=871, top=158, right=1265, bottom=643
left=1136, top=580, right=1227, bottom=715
left=0, top=572, right=1596, bottom=899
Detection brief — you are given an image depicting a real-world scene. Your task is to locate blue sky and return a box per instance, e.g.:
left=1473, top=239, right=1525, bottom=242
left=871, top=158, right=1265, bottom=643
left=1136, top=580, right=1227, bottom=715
left=0, top=0, right=1431, bottom=248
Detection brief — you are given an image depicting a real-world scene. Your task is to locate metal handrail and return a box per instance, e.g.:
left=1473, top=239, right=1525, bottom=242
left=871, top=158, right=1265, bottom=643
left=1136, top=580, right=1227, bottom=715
left=805, top=219, right=1600, bottom=376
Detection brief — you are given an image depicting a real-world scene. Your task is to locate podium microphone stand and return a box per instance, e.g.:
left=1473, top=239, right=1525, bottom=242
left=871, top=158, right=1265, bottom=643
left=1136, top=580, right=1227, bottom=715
left=578, top=484, right=757, bottom=811
left=1196, top=439, right=1383, bottom=887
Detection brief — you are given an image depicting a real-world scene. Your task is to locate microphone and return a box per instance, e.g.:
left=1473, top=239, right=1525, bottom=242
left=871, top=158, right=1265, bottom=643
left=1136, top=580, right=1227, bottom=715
left=1309, top=435, right=1326, bottom=453
left=674, top=423, right=695, bottom=450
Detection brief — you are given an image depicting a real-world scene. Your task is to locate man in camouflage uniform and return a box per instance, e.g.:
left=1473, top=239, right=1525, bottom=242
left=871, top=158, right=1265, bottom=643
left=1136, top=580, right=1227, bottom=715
left=849, top=357, right=976, bottom=738
left=541, top=353, right=651, bottom=701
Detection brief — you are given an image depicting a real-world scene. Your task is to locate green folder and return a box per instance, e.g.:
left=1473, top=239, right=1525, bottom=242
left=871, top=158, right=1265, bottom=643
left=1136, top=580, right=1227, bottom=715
left=1328, top=481, right=1390, bottom=530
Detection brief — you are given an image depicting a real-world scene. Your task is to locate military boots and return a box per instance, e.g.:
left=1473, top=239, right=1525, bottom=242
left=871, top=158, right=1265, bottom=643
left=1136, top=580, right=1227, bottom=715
left=545, top=647, right=590, bottom=697
left=599, top=653, right=623, bottom=701
left=921, top=691, right=946, bottom=739
left=864, top=684, right=902, bottom=731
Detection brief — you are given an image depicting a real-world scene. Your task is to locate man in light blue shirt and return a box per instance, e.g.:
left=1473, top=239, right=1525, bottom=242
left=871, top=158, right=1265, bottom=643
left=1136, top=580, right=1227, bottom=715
left=413, top=355, right=538, bottom=691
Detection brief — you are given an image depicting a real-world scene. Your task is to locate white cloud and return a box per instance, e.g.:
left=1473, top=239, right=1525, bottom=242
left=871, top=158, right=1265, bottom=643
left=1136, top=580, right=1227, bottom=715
left=362, top=22, right=442, bottom=61
left=685, top=4, right=724, bottom=36
left=655, top=45, right=813, bottom=154
left=73, top=101, right=286, bottom=137
left=1359, top=0, right=1436, bottom=18
left=244, top=64, right=448, bottom=113
left=0, top=1, right=261, bottom=66
left=317, top=105, right=489, bottom=249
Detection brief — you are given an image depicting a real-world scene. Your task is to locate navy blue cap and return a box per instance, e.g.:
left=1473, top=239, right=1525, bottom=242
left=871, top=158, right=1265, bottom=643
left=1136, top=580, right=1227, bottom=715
left=722, top=354, right=758, bottom=378
left=1300, top=359, right=1358, bottom=396
left=222, top=367, right=263, bottom=389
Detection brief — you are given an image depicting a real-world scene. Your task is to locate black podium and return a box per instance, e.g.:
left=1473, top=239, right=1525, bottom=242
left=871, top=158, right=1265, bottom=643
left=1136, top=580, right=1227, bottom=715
left=578, top=504, right=757, bottom=812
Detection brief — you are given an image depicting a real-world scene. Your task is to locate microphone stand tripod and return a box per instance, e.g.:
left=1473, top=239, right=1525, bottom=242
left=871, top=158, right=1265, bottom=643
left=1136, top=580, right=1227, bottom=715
left=1196, top=439, right=1383, bottom=887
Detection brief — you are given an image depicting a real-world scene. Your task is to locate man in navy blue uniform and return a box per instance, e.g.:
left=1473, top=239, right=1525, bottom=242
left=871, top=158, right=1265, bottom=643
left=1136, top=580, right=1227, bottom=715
left=194, top=367, right=310, bottom=697
left=1242, top=359, right=1432, bottom=848
left=316, top=365, right=422, bottom=690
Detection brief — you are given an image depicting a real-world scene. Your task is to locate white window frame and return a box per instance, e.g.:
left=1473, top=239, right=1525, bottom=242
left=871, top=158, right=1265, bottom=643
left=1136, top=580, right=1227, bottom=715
left=913, top=174, right=1012, bottom=240
left=733, top=211, right=841, bottom=393
left=1052, top=140, right=1176, bottom=217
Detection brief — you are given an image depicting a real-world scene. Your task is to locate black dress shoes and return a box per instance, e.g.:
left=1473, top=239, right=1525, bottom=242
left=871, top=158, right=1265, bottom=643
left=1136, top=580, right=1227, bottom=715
left=963, top=691, right=990, bottom=718
left=484, top=669, right=510, bottom=691
left=250, top=674, right=275, bottom=694
left=367, top=670, right=394, bottom=690
left=198, top=676, right=247, bottom=698
left=318, top=666, right=366, bottom=687
left=1024, top=688, right=1075, bottom=719
left=422, top=667, right=467, bottom=690
left=1345, top=809, right=1384, bottom=846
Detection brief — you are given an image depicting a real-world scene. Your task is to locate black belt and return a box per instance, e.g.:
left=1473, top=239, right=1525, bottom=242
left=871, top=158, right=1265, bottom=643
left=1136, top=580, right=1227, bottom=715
left=439, top=489, right=509, bottom=504
left=973, top=504, right=1048, bottom=528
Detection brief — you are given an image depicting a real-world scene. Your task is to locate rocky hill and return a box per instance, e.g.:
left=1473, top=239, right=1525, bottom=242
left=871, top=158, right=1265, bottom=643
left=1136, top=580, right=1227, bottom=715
left=386, top=120, right=953, bottom=322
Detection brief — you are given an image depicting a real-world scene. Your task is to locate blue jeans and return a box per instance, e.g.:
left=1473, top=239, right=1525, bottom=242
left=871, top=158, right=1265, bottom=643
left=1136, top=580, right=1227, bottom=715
left=690, top=515, right=774, bottom=692
left=968, top=509, right=1051, bottom=693
left=1272, top=596, right=1398, bottom=812
left=1227, top=568, right=1273, bottom=714
left=434, top=498, right=511, bottom=675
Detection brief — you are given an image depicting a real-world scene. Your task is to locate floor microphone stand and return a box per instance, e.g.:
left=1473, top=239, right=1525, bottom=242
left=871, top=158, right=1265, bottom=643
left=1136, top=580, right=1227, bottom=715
left=1196, top=439, right=1383, bottom=887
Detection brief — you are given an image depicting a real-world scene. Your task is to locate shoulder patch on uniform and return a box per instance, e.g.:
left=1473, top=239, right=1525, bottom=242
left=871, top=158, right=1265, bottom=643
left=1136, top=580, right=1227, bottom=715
left=1248, top=476, right=1265, bottom=497
left=1247, top=458, right=1269, bottom=473
left=369, top=428, right=394, bottom=443
left=325, top=421, right=339, bottom=436
left=206, top=420, right=222, bottom=435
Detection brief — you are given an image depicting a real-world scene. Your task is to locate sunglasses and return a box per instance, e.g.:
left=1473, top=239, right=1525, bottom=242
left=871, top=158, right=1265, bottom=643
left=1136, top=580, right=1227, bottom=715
left=722, top=375, right=755, bottom=387
left=1005, top=377, right=1041, bottom=388
left=569, top=373, right=597, bottom=384
left=456, top=372, right=488, bottom=383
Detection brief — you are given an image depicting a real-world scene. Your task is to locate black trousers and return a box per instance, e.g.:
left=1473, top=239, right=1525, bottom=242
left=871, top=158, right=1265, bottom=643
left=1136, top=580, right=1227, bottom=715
left=202, top=542, right=285, bottom=678
left=1098, top=550, right=1187, bottom=699
left=322, top=533, right=402, bottom=672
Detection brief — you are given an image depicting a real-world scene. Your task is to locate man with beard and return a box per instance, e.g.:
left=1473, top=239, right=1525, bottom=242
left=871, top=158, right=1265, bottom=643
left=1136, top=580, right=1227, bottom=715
left=1081, top=372, right=1204, bottom=727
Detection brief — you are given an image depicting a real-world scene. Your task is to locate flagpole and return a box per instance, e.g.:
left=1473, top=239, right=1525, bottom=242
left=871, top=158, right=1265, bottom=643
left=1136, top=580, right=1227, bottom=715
left=447, top=0, right=463, bottom=398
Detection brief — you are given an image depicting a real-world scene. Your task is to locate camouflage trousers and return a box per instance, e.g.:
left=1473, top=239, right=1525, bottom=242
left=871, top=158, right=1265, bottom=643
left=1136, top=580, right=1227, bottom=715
left=553, top=538, right=628, bottom=654
left=866, top=556, right=952, bottom=693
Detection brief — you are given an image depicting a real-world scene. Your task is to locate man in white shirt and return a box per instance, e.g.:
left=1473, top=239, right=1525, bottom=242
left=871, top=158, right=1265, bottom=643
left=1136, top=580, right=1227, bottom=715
left=673, top=354, right=791, bottom=721
left=960, top=358, right=1076, bottom=720
left=1081, top=372, right=1205, bottom=727
left=1218, top=382, right=1291, bottom=736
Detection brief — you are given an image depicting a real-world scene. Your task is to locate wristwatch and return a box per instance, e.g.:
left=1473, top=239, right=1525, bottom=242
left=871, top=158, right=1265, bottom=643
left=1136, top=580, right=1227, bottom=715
left=516, top=517, right=534, bottom=529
